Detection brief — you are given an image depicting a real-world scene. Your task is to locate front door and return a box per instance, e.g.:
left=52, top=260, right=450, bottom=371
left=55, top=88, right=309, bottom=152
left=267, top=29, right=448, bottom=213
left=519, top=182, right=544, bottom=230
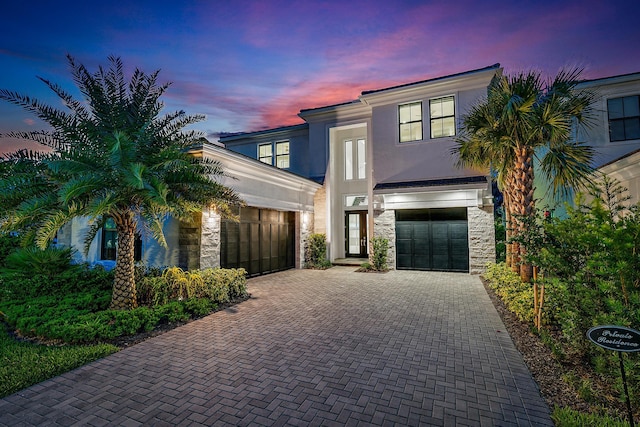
left=345, top=211, right=368, bottom=257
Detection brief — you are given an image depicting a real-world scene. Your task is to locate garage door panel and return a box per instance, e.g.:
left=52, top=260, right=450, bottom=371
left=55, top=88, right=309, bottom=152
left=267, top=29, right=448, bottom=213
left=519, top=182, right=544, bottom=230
left=395, top=209, right=469, bottom=273
left=222, top=208, right=295, bottom=277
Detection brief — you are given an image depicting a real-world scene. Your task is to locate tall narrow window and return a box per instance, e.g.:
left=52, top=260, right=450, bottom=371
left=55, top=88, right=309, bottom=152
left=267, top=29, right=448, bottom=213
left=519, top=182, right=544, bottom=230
left=399, top=102, right=423, bottom=142
left=276, top=141, right=290, bottom=168
left=344, top=139, right=353, bottom=180
left=430, top=96, right=455, bottom=138
left=258, top=143, right=273, bottom=165
left=357, top=138, right=366, bottom=179
left=344, top=138, right=366, bottom=181
left=608, top=95, right=640, bottom=142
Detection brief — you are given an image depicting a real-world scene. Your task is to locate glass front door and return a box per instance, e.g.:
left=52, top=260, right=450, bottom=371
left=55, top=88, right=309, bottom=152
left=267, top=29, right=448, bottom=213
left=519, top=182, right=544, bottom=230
left=345, top=212, right=368, bottom=257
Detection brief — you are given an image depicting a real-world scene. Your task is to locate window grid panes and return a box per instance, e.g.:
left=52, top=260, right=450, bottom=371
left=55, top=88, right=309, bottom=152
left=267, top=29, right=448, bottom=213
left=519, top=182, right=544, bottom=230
left=258, top=143, right=273, bottom=165
left=276, top=141, right=290, bottom=169
left=430, top=96, right=456, bottom=138
left=399, top=102, right=423, bottom=142
left=608, top=95, right=640, bottom=142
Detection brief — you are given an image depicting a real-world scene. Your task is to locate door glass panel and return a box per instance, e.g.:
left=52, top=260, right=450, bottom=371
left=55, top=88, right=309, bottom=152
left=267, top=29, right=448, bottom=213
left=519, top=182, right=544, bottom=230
left=348, top=214, right=360, bottom=254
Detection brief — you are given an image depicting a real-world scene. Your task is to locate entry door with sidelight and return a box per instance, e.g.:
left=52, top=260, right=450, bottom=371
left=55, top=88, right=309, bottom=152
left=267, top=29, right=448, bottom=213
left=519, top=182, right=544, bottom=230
left=345, top=212, right=368, bottom=257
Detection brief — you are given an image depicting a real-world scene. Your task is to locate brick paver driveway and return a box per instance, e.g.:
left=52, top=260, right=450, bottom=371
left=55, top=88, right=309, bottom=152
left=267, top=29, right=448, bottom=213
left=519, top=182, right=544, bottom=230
left=0, top=267, right=552, bottom=426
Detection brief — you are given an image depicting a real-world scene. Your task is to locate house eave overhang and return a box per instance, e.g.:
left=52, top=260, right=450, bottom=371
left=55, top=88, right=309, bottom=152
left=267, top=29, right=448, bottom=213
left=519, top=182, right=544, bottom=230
left=193, top=143, right=322, bottom=211
left=373, top=176, right=493, bottom=209
left=359, top=64, right=501, bottom=106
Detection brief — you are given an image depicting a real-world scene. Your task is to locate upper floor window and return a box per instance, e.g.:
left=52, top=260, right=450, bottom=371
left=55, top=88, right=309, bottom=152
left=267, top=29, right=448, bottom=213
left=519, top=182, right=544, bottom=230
left=430, top=96, right=455, bottom=138
left=276, top=141, right=290, bottom=168
left=399, top=102, right=423, bottom=142
left=258, top=143, right=273, bottom=164
left=345, top=138, right=366, bottom=180
left=608, top=95, right=640, bottom=142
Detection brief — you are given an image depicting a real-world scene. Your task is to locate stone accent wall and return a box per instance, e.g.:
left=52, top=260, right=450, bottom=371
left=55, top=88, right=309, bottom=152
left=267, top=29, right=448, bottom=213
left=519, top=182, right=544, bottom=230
left=200, top=208, right=221, bottom=270
left=467, top=206, right=496, bottom=274
left=373, top=209, right=396, bottom=270
left=178, top=212, right=202, bottom=270
left=313, top=185, right=327, bottom=235
left=296, top=211, right=314, bottom=268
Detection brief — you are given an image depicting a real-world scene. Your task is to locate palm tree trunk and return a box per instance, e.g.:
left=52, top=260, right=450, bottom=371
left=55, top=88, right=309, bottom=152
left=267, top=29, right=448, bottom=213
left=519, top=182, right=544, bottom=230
left=512, top=146, right=534, bottom=283
left=503, top=188, right=513, bottom=268
left=110, top=210, right=138, bottom=310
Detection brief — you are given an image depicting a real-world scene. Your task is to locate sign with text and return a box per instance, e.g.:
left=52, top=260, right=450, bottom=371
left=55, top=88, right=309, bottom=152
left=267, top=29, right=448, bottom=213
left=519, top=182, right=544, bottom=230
left=587, top=325, right=640, bottom=352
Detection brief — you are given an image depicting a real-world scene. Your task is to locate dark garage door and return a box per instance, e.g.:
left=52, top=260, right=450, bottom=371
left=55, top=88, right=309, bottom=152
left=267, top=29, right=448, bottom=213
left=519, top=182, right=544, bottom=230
left=396, top=208, right=469, bottom=272
left=221, top=207, right=295, bottom=277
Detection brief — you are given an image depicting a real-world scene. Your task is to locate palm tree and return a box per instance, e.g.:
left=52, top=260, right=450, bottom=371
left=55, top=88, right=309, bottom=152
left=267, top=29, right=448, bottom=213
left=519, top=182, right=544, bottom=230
left=454, top=69, right=595, bottom=282
left=0, top=55, right=242, bottom=309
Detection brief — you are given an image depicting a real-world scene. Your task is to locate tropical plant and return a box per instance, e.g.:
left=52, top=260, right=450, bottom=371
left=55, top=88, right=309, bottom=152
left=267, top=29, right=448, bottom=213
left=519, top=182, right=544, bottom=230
left=371, top=236, right=389, bottom=271
left=0, top=55, right=242, bottom=309
left=305, top=233, right=331, bottom=269
left=454, top=69, right=595, bottom=282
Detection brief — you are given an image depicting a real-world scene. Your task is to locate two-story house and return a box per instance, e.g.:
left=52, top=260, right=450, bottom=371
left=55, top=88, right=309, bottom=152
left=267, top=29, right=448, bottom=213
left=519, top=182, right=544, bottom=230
left=221, top=64, right=501, bottom=273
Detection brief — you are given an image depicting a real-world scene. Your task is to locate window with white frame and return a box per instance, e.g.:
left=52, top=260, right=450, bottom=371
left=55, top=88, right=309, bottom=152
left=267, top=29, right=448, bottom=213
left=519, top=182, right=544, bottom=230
left=258, top=143, right=273, bottom=164
left=430, top=96, right=456, bottom=138
left=608, top=95, right=640, bottom=142
left=399, top=102, right=423, bottom=142
left=344, top=138, right=366, bottom=180
left=276, top=141, right=290, bottom=168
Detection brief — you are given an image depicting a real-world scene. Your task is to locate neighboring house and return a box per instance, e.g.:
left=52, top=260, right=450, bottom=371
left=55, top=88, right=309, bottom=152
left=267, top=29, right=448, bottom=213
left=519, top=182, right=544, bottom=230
left=536, top=71, right=640, bottom=212
left=222, top=64, right=501, bottom=274
left=583, top=72, right=640, bottom=205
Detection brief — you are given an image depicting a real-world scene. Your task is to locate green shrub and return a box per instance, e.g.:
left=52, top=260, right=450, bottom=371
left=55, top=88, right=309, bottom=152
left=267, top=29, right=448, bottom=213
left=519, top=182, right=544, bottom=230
left=305, top=233, right=331, bottom=269
left=0, top=232, right=19, bottom=266
left=2, top=246, right=78, bottom=279
left=371, top=237, right=389, bottom=271
left=137, top=267, right=247, bottom=307
left=483, top=263, right=534, bottom=322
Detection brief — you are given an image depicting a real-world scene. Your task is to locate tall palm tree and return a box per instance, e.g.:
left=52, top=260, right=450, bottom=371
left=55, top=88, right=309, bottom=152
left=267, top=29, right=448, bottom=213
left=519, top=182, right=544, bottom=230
left=454, top=69, right=595, bottom=282
left=0, top=55, right=242, bottom=309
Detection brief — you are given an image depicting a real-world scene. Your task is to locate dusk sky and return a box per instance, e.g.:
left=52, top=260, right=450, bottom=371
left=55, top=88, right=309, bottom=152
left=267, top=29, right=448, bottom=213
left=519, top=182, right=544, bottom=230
left=2, top=0, right=640, bottom=154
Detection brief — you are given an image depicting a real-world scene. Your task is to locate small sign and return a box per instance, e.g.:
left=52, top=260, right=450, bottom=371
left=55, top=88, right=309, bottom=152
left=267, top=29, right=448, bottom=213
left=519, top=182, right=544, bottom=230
left=587, top=325, right=640, bottom=352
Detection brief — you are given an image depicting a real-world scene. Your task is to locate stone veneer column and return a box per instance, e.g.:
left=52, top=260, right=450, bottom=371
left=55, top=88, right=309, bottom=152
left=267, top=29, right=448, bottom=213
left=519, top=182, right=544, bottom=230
left=199, top=207, right=221, bottom=270
left=178, top=212, right=202, bottom=270
left=467, top=206, right=496, bottom=274
left=373, top=209, right=396, bottom=270
left=313, top=185, right=327, bottom=235
left=296, top=211, right=314, bottom=268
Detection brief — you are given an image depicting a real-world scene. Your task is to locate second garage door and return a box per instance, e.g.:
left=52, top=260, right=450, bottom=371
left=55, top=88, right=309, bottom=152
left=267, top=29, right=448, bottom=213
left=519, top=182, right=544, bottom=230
left=221, top=207, right=295, bottom=277
left=396, top=208, right=469, bottom=272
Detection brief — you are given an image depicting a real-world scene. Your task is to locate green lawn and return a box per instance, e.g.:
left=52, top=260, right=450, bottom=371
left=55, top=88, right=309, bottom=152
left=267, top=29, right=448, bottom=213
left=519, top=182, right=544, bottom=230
left=0, top=328, right=118, bottom=398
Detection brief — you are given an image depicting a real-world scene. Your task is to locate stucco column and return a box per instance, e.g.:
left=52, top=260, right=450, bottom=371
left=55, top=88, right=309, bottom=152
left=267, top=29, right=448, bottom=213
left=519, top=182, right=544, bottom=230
left=296, top=210, right=314, bottom=268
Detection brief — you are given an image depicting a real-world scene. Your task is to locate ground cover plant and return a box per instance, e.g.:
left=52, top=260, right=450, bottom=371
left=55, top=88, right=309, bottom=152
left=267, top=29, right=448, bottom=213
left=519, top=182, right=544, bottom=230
left=0, top=241, right=248, bottom=397
left=484, top=176, right=640, bottom=425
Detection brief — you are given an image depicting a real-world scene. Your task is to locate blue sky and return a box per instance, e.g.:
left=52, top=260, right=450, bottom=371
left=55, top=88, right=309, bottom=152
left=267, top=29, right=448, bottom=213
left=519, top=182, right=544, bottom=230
left=2, top=0, right=640, bottom=154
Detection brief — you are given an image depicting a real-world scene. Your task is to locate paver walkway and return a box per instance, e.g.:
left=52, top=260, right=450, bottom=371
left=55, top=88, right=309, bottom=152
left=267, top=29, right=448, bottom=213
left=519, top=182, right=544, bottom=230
left=0, top=267, right=553, bottom=426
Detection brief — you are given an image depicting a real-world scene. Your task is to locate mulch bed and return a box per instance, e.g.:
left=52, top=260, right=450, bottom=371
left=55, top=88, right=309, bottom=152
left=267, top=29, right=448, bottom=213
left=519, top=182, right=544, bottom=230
left=481, top=277, right=631, bottom=420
